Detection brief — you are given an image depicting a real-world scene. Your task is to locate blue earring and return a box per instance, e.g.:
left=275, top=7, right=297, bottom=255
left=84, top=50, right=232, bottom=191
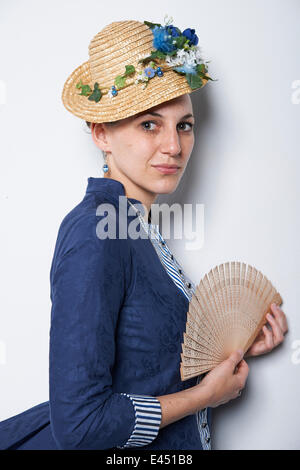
left=102, top=152, right=109, bottom=173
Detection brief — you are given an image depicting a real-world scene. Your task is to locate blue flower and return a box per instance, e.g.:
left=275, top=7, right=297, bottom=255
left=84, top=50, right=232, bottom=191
left=182, top=28, right=199, bottom=46
left=173, top=64, right=197, bottom=75
left=144, top=67, right=156, bottom=78
left=166, top=24, right=181, bottom=38
left=152, top=26, right=177, bottom=54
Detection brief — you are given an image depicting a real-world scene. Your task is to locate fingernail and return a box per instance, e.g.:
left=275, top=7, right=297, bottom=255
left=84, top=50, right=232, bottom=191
left=237, top=349, right=244, bottom=357
left=267, top=313, right=272, bottom=320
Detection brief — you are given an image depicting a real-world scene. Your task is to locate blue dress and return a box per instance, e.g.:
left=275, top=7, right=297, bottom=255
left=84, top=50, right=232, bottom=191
left=0, top=177, right=212, bottom=450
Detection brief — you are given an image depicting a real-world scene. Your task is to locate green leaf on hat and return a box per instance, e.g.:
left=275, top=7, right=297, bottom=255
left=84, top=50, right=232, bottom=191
left=76, top=80, right=92, bottom=96
left=186, top=73, right=203, bottom=90
left=124, top=65, right=135, bottom=76
left=144, top=21, right=162, bottom=29
left=196, top=63, right=207, bottom=74
left=195, top=64, right=216, bottom=81
left=88, top=82, right=102, bottom=102
left=173, top=36, right=187, bottom=49
left=115, top=75, right=126, bottom=89
left=79, top=85, right=92, bottom=96
left=150, top=50, right=166, bottom=60
left=138, top=50, right=166, bottom=65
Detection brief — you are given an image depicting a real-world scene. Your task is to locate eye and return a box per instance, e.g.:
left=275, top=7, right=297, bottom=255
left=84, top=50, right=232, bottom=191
left=140, top=120, right=194, bottom=133
left=141, top=120, right=157, bottom=132
left=178, top=122, right=194, bottom=131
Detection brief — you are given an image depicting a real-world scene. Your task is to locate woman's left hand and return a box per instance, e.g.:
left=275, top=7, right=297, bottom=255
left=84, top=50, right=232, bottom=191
left=244, top=303, right=288, bottom=357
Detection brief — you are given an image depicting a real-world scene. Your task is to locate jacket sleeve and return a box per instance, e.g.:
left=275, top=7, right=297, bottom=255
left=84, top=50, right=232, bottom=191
left=49, top=224, right=161, bottom=450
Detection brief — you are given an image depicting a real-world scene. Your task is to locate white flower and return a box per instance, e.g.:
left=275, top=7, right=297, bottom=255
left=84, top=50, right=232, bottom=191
left=165, top=54, right=183, bottom=67
left=165, top=46, right=204, bottom=69
left=136, top=70, right=149, bottom=83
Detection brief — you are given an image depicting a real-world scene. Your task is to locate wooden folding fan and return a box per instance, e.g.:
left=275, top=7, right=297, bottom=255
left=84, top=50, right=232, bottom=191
left=180, top=261, right=283, bottom=381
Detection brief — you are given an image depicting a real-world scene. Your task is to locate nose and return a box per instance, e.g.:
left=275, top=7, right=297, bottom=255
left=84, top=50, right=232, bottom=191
left=160, top=125, right=182, bottom=157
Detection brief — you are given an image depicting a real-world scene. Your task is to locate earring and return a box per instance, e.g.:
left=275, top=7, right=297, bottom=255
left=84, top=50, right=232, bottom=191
left=102, top=151, right=109, bottom=173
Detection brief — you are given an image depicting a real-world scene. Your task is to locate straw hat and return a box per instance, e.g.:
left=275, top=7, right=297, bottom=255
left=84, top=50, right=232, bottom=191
left=62, top=17, right=211, bottom=123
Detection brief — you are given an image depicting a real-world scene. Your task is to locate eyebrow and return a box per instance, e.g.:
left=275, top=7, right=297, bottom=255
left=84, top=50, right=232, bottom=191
left=134, top=111, right=195, bottom=120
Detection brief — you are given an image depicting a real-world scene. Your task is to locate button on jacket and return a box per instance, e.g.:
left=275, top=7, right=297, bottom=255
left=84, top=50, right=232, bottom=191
left=0, top=177, right=212, bottom=450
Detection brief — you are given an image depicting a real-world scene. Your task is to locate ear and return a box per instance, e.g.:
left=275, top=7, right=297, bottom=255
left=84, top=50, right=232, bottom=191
left=90, top=123, right=110, bottom=153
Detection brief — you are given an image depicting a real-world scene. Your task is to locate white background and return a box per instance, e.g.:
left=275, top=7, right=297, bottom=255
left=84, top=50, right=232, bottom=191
left=0, top=0, right=299, bottom=450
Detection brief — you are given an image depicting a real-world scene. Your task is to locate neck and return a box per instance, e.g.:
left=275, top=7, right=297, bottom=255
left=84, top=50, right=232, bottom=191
left=104, top=174, right=157, bottom=220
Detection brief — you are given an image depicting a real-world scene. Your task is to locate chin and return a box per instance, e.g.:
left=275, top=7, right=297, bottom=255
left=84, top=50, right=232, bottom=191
left=153, top=178, right=180, bottom=195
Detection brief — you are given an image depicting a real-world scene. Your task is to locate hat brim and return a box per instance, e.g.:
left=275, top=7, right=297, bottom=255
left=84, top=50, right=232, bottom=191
left=62, top=60, right=209, bottom=123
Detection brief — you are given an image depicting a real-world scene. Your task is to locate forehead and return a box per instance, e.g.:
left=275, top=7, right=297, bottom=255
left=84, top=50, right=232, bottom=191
left=129, top=95, right=193, bottom=121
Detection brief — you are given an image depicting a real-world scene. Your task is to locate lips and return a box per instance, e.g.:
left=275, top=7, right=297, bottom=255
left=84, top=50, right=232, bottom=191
left=152, top=164, right=180, bottom=174
left=152, top=164, right=180, bottom=169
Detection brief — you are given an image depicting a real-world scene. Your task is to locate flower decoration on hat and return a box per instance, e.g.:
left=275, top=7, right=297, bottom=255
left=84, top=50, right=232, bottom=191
left=76, top=15, right=214, bottom=103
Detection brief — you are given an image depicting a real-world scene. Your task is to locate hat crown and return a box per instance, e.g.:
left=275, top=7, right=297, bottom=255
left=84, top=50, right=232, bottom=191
left=88, top=20, right=153, bottom=87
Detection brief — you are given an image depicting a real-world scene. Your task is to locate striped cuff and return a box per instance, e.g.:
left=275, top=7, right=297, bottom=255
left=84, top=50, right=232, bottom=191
left=117, top=393, right=162, bottom=448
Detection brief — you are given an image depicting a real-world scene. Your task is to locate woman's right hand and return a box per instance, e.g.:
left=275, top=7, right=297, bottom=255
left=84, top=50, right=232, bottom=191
left=190, top=349, right=249, bottom=409
left=156, top=350, right=249, bottom=429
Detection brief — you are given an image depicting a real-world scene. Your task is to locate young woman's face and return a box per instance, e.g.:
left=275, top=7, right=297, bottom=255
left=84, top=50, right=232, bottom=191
left=91, top=93, right=195, bottom=202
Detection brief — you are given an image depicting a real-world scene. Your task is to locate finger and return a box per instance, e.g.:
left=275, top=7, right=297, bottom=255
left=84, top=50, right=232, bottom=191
left=227, top=350, right=244, bottom=370
left=235, top=359, right=249, bottom=380
left=266, top=313, right=284, bottom=346
left=262, top=324, right=275, bottom=351
left=270, top=304, right=288, bottom=334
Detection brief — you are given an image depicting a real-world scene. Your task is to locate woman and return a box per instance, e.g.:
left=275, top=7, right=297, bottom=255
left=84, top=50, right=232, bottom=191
left=0, top=18, right=288, bottom=450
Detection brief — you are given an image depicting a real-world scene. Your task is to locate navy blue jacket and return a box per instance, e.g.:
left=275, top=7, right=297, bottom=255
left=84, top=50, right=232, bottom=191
left=0, top=177, right=212, bottom=450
